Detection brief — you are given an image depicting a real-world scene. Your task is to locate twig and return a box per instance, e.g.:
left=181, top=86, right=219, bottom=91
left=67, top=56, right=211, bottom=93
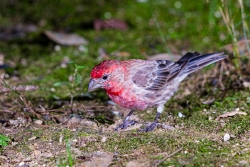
left=152, top=147, right=183, bottom=167
left=19, top=95, right=42, bottom=118
left=0, top=79, right=41, bottom=118
left=0, top=85, right=39, bottom=94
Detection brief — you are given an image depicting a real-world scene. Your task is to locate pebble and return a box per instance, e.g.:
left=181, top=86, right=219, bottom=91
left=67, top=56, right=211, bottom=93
left=223, top=133, right=230, bottom=142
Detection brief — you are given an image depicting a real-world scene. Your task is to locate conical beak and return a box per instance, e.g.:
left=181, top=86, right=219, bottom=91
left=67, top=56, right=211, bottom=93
left=88, top=78, right=101, bottom=92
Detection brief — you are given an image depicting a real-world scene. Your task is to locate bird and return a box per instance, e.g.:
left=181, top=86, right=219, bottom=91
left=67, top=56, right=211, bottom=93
left=88, top=52, right=226, bottom=132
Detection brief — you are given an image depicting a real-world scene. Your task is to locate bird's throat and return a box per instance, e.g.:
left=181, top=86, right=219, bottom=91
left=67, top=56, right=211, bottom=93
left=106, top=88, right=122, bottom=96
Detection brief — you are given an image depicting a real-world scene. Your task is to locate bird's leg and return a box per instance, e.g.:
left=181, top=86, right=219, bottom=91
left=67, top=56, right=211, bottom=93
left=115, top=110, right=137, bottom=131
left=140, top=104, right=164, bottom=132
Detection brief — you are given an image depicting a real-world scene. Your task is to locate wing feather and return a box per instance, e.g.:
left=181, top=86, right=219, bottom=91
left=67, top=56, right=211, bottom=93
left=131, top=52, right=226, bottom=92
left=132, top=60, right=185, bottom=91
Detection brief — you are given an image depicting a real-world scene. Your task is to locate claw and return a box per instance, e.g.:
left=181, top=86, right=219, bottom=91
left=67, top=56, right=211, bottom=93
left=115, top=120, right=137, bottom=131
left=139, top=121, right=158, bottom=132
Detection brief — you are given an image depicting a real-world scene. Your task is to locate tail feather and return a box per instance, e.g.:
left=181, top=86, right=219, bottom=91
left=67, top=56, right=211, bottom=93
left=178, top=52, right=226, bottom=74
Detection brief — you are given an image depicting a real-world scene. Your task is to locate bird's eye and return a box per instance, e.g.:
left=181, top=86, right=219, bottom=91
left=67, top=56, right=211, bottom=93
left=102, top=75, right=108, bottom=80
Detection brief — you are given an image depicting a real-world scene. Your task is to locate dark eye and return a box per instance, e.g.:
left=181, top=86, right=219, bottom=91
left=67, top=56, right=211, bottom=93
left=102, top=75, right=108, bottom=80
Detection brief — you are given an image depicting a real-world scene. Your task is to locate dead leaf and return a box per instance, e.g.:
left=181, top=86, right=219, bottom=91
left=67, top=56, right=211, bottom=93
left=0, top=23, right=38, bottom=40
left=201, top=98, right=215, bottom=105
left=94, top=19, right=128, bottom=31
left=215, top=109, right=247, bottom=121
left=111, top=51, right=130, bottom=58
left=44, top=30, right=88, bottom=46
left=28, top=136, right=36, bottom=141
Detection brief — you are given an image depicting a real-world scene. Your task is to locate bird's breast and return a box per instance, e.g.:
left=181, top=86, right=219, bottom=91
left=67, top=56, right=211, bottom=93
left=106, top=88, right=148, bottom=110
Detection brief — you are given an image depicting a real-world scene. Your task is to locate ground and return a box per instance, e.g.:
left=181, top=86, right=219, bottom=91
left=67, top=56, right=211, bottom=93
left=0, top=0, right=250, bottom=167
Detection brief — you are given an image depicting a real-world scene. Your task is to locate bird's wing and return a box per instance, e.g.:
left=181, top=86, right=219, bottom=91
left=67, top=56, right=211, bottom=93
left=132, top=52, right=226, bottom=92
left=132, top=60, right=186, bottom=91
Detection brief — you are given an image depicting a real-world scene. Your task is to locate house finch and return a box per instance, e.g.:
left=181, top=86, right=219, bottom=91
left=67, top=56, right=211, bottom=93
left=88, top=52, right=226, bottom=132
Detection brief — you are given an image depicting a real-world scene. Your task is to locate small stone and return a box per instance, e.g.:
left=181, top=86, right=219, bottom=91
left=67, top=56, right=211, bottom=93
left=223, top=133, right=230, bottom=142
left=108, top=100, right=116, bottom=106
left=178, top=112, right=185, bottom=118
left=54, top=45, right=61, bottom=51
left=112, top=111, right=121, bottom=116
left=243, top=81, right=250, bottom=88
left=34, top=120, right=43, bottom=125
left=78, top=45, right=86, bottom=52
left=101, top=136, right=107, bottom=143
left=17, top=162, right=24, bottom=166
left=50, top=87, right=55, bottom=92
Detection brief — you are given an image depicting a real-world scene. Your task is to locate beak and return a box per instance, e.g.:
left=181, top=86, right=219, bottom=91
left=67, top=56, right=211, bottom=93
left=88, top=78, right=101, bottom=92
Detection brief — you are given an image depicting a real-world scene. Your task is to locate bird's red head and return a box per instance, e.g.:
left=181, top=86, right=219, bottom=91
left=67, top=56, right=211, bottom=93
left=91, top=60, right=120, bottom=79
left=88, top=60, right=122, bottom=92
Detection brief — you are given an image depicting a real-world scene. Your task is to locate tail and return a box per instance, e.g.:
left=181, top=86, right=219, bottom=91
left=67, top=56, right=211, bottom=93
left=177, top=52, right=227, bottom=74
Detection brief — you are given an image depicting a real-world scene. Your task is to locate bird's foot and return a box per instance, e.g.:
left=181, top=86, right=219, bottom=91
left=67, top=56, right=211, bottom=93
left=115, top=120, right=137, bottom=131
left=139, top=121, right=158, bottom=132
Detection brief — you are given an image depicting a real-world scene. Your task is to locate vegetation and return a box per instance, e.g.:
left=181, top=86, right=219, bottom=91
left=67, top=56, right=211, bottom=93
left=0, top=0, right=250, bottom=166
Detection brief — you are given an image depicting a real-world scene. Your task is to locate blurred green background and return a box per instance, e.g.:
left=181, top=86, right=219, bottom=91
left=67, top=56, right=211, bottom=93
left=0, top=0, right=249, bottom=98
